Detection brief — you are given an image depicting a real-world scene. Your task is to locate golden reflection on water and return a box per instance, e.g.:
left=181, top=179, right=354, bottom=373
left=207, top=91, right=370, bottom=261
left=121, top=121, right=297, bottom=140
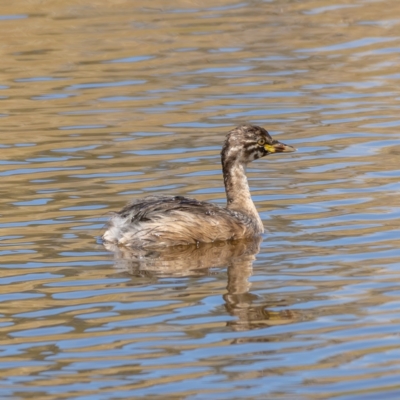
left=107, top=237, right=298, bottom=330
left=0, top=0, right=400, bottom=398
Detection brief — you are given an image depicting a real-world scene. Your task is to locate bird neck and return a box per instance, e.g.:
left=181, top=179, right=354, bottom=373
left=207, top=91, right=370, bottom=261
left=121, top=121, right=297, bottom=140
left=222, top=160, right=263, bottom=232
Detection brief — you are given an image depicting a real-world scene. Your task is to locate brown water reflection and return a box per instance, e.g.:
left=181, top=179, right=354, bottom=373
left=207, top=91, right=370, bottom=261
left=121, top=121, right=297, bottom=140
left=106, top=237, right=298, bottom=331
left=105, top=237, right=262, bottom=276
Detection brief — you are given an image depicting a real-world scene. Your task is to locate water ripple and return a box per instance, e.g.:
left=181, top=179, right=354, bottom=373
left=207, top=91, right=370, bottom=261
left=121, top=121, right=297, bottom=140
left=1, top=0, right=400, bottom=398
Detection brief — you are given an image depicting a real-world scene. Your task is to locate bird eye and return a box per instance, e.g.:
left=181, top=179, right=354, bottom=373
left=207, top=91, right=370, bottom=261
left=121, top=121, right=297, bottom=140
left=258, top=138, right=266, bottom=146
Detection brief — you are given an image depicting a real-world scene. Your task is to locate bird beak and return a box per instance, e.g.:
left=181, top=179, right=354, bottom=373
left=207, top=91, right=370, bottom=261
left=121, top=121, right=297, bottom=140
left=264, top=141, right=296, bottom=153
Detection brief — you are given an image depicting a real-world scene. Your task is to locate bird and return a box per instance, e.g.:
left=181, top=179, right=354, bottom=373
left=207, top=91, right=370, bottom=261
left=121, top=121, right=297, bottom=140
left=102, top=125, right=296, bottom=248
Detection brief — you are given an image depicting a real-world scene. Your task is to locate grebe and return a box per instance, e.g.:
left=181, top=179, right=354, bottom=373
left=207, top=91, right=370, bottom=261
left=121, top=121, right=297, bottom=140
left=102, top=125, right=295, bottom=248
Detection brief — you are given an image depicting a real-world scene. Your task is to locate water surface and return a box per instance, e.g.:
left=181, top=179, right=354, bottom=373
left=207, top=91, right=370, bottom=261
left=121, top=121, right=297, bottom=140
left=1, top=0, right=400, bottom=398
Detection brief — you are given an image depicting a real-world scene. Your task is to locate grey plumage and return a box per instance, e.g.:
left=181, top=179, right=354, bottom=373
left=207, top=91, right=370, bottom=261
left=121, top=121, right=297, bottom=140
left=102, top=125, right=295, bottom=248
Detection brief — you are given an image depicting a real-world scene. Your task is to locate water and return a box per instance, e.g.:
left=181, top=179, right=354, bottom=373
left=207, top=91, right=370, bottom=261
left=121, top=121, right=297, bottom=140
left=1, top=0, right=400, bottom=398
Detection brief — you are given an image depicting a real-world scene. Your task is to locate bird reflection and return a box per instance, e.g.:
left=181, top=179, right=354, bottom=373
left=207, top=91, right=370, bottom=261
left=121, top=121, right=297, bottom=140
left=225, top=260, right=297, bottom=331
left=104, top=238, right=297, bottom=330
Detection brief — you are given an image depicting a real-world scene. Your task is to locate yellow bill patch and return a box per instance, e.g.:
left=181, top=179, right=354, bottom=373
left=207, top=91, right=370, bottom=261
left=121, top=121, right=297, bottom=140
left=264, top=144, right=276, bottom=153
